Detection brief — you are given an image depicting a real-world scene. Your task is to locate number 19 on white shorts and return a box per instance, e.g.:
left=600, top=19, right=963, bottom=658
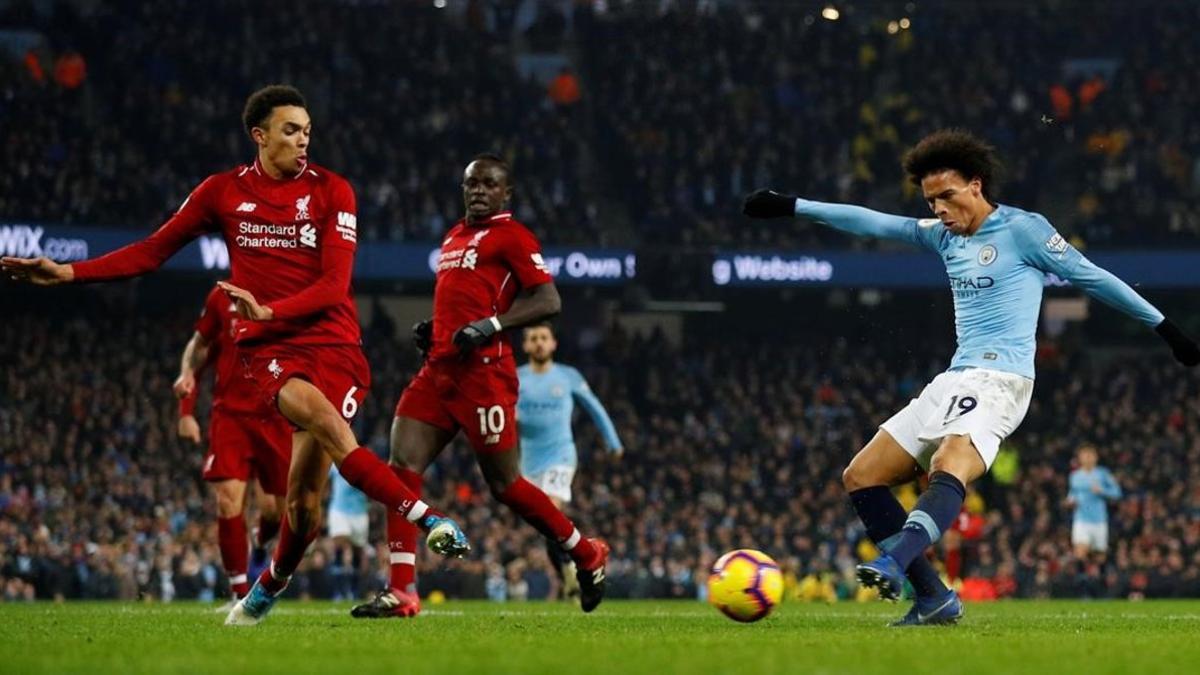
left=880, top=367, right=1034, bottom=470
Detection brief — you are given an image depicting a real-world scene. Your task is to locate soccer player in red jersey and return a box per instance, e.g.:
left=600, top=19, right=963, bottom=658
left=2, top=85, right=469, bottom=625
left=350, top=155, right=609, bottom=619
left=173, top=284, right=290, bottom=606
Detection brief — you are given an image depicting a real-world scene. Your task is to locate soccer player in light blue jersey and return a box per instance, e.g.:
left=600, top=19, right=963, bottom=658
left=327, top=465, right=369, bottom=600
left=518, top=322, right=623, bottom=597
left=744, top=129, right=1199, bottom=626
left=1066, top=444, right=1122, bottom=563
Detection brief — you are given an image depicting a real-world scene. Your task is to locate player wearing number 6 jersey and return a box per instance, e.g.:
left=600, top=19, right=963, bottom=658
left=351, top=154, right=609, bottom=620
left=1, top=85, right=469, bottom=627
left=743, top=129, right=1200, bottom=626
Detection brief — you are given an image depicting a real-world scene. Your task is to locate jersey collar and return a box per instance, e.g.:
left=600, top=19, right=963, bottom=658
left=250, top=156, right=309, bottom=182
left=464, top=211, right=512, bottom=227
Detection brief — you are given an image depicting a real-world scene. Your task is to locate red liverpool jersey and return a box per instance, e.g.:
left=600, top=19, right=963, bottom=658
left=429, top=211, right=553, bottom=362
left=193, top=285, right=261, bottom=414
left=73, top=158, right=362, bottom=347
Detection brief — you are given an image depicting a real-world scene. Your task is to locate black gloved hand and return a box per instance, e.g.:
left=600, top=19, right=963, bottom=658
left=742, top=189, right=798, bottom=219
left=452, top=316, right=501, bottom=355
left=1156, top=318, right=1200, bottom=367
left=412, top=319, right=432, bottom=359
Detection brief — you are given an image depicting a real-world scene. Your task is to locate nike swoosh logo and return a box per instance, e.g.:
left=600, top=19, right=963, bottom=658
left=917, top=595, right=956, bottom=622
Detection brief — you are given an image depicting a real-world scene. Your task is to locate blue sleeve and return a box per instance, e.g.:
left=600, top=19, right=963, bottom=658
left=794, top=198, right=941, bottom=252
left=1015, top=214, right=1164, bottom=327
left=569, top=368, right=622, bottom=452
left=1102, top=469, right=1123, bottom=500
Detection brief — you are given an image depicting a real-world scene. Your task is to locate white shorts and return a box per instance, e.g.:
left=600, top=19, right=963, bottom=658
left=1071, top=521, right=1109, bottom=552
left=327, top=509, right=369, bottom=548
left=526, top=465, right=576, bottom=503
left=880, top=368, right=1033, bottom=471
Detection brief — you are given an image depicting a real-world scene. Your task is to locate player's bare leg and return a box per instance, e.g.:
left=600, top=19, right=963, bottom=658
left=478, top=447, right=608, bottom=612
left=226, top=432, right=326, bottom=625
left=857, top=434, right=979, bottom=622
left=844, top=430, right=960, bottom=625
left=352, top=416, right=453, bottom=619
left=211, top=478, right=251, bottom=606
left=249, top=482, right=284, bottom=580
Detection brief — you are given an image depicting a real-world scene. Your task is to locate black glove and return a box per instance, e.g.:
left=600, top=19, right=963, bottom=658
left=412, top=319, right=432, bottom=359
left=452, top=316, right=502, bottom=355
left=742, top=189, right=798, bottom=219
left=1156, top=318, right=1200, bottom=367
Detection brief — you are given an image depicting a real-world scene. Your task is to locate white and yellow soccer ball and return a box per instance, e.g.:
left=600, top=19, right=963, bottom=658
left=707, top=549, right=784, bottom=622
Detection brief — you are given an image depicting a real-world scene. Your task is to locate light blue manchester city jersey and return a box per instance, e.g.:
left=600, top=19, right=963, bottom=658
left=517, top=363, right=622, bottom=477
left=794, top=200, right=1164, bottom=379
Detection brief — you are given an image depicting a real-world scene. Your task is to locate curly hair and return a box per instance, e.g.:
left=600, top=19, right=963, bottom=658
left=901, top=129, right=1002, bottom=201
left=241, top=85, right=307, bottom=137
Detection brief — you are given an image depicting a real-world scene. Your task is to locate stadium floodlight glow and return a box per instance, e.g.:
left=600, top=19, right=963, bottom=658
left=887, top=20, right=900, bottom=34
left=433, top=0, right=446, bottom=8
left=900, top=17, right=911, bottom=29
left=821, top=6, right=839, bottom=21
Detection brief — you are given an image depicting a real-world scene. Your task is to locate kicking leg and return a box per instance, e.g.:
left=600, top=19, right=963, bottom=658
left=858, top=434, right=981, bottom=614
left=843, top=430, right=948, bottom=600
left=277, top=378, right=468, bottom=556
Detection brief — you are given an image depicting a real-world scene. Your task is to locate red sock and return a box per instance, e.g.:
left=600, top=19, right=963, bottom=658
left=256, top=515, right=281, bottom=547
left=339, top=448, right=439, bottom=524
left=388, top=466, right=423, bottom=594
left=217, top=515, right=250, bottom=597
left=497, top=478, right=598, bottom=566
left=259, top=514, right=317, bottom=595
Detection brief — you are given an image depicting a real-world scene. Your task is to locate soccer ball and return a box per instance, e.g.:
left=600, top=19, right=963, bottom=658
left=707, top=549, right=784, bottom=623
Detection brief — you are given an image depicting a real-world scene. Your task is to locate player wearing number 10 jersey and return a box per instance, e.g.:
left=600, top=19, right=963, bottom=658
left=1, top=85, right=469, bottom=626
left=351, top=154, right=609, bottom=620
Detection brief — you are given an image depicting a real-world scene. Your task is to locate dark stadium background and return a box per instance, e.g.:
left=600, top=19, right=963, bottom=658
left=3, top=0, right=1200, bottom=604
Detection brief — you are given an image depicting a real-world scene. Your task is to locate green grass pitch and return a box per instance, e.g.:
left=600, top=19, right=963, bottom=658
left=3, top=600, right=1199, bottom=674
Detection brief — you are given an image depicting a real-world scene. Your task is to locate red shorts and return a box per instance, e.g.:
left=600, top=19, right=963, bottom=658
left=395, top=354, right=518, bottom=453
left=241, top=343, right=371, bottom=423
left=202, top=409, right=293, bottom=496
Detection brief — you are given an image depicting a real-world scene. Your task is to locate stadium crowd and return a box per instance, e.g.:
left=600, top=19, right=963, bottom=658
left=3, top=294, right=1198, bottom=604
left=3, top=1, right=1200, bottom=248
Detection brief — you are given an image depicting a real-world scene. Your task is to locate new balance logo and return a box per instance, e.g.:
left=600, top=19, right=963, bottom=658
left=235, top=202, right=258, bottom=213
left=484, top=433, right=500, bottom=445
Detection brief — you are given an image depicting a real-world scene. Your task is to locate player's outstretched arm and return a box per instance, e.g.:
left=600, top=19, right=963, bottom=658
left=1, top=256, right=75, bottom=285
left=453, top=282, right=562, bottom=354
left=1016, top=215, right=1199, bottom=366
left=571, top=370, right=622, bottom=456
left=743, top=189, right=934, bottom=249
left=12, top=178, right=218, bottom=285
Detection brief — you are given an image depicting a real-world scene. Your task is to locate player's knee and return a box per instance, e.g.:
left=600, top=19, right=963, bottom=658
left=213, top=483, right=243, bottom=518
left=841, top=464, right=863, bottom=492
left=929, top=438, right=983, bottom=483
left=485, top=473, right=519, bottom=500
